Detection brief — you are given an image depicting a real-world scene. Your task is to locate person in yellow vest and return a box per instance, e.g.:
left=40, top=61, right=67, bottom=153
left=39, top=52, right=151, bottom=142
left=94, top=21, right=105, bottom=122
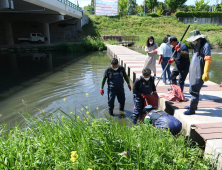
left=184, top=30, right=212, bottom=115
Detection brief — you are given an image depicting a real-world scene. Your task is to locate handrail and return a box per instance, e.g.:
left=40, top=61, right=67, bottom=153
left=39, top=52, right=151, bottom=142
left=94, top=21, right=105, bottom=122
left=58, top=0, right=82, bottom=11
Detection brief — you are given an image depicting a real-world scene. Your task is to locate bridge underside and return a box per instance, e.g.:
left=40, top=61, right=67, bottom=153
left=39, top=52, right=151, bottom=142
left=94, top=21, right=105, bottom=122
left=0, top=0, right=83, bottom=45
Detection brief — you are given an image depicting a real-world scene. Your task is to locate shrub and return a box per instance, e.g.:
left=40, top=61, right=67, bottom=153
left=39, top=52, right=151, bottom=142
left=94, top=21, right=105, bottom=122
left=175, top=11, right=222, bottom=18
left=146, top=13, right=160, bottom=17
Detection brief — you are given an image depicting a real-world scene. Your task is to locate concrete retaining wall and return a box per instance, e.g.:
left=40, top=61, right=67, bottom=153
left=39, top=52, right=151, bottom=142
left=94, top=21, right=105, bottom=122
left=178, top=17, right=222, bottom=25
left=81, top=15, right=89, bottom=27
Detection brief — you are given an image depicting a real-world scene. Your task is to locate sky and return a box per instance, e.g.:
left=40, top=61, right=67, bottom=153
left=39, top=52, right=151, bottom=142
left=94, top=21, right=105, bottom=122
left=69, top=0, right=220, bottom=8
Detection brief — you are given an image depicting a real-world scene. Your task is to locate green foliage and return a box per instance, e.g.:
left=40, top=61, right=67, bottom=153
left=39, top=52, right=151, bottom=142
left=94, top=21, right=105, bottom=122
left=119, top=0, right=128, bottom=15
left=0, top=106, right=213, bottom=169
left=146, top=0, right=158, bottom=12
left=164, top=0, right=187, bottom=12
left=194, top=0, right=210, bottom=11
left=146, top=13, right=160, bottom=17
left=156, top=4, right=164, bottom=15
left=55, top=36, right=107, bottom=52
left=136, top=5, right=144, bottom=14
left=175, top=11, right=222, bottom=17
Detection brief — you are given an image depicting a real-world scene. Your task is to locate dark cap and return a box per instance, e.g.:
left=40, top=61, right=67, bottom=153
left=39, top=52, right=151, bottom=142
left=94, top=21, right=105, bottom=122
left=170, top=36, right=178, bottom=42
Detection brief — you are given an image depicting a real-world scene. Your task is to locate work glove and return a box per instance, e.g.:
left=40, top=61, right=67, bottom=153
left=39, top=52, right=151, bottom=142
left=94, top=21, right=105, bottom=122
left=175, top=45, right=180, bottom=51
left=141, top=94, right=146, bottom=99
left=153, top=92, right=158, bottom=98
left=128, top=84, right=131, bottom=91
left=168, top=59, right=174, bottom=64
left=100, top=89, right=104, bottom=96
left=202, top=56, right=212, bottom=82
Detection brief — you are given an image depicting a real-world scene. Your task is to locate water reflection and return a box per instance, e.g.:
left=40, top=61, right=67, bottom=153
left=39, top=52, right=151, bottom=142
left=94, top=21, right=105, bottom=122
left=0, top=51, right=134, bottom=126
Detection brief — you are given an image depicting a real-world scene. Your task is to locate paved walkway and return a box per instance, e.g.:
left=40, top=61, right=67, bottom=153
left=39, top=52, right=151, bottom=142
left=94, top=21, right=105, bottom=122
left=107, top=45, right=222, bottom=169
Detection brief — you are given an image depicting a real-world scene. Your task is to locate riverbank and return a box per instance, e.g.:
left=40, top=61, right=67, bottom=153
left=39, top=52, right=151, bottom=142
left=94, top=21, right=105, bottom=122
left=0, top=101, right=213, bottom=169
left=81, top=15, right=222, bottom=49
left=0, top=36, right=107, bottom=53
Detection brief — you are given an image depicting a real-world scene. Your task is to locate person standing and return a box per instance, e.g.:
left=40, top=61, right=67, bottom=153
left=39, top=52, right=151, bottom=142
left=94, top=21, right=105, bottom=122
left=184, top=30, right=212, bottom=115
left=158, top=35, right=172, bottom=85
left=132, top=68, right=158, bottom=124
left=100, top=58, right=131, bottom=116
left=144, top=36, right=158, bottom=79
left=168, top=36, right=190, bottom=92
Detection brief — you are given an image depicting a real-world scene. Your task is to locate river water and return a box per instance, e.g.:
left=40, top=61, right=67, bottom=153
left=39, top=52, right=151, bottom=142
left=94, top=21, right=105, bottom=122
left=0, top=49, right=221, bottom=126
left=0, top=51, right=134, bottom=126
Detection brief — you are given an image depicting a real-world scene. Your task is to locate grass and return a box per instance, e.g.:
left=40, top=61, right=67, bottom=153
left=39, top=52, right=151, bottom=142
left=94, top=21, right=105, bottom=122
left=0, top=96, right=214, bottom=169
left=54, top=36, right=107, bottom=52
left=81, top=15, right=222, bottom=49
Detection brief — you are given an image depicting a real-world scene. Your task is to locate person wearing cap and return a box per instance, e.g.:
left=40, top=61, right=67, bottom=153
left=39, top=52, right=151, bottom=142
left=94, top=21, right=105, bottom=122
left=100, top=58, right=131, bottom=116
left=184, top=30, right=212, bottom=115
left=132, top=68, right=158, bottom=124
left=158, top=35, right=172, bottom=85
left=168, top=36, right=190, bottom=92
left=143, top=105, right=182, bottom=135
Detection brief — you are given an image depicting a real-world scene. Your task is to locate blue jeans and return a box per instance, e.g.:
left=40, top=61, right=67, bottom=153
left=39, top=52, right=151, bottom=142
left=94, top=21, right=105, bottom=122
left=161, top=57, right=171, bottom=82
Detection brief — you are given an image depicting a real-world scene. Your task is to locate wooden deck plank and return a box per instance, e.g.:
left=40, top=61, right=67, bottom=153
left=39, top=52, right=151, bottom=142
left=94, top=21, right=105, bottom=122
left=199, top=133, right=222, bottom=140
left=194, top=123, right=222, bottom=129
left=196, top=128, right=222, bottom=134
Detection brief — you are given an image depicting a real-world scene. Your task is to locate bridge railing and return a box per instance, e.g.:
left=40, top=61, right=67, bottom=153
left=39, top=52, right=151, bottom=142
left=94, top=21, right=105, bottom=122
left=58, top=0, right=82, bottom=11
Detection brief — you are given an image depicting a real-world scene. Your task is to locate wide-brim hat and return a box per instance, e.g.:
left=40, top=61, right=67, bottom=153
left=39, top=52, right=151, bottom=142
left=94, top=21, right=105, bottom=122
left=186, top=30, right=206, bottom=42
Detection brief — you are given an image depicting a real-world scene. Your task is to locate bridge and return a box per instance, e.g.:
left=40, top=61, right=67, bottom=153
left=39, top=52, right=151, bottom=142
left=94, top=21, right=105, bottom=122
left=0, top=0, right=84, bottom=45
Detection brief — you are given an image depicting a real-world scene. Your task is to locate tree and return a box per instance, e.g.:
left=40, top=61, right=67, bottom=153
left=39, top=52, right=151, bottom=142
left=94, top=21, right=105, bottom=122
left=146, top=0, right=158, bottom=12
left=164, top=0, right=187, bottom=12
left=136, top=5, right=144, bottom=14
left=128, top=0, right=137, bottom=15
left=156, top=4, right=164, bottom=15
left=194, top=0, right=209, bottom=11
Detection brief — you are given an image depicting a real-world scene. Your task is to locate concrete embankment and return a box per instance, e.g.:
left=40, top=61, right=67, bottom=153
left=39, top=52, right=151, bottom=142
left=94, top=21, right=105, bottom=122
left=107, top=45, right=222, bottom=170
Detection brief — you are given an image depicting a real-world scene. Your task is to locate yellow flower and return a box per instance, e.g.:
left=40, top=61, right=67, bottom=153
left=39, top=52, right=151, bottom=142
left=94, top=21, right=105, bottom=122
left=87, top=118, right=89, bottom=120
left=61, top=116, right=65, bottom=119
left=86, top=111, right=89, bottom=114
left=77, top=116, right=79, bottom=119
left=70, top=151, right=78, bottom=165
left=81, top=108, right=84, bottom=111
left=86, top=93, right=89, bottom=96
left=87, top=168, right=93, bottom=170
left=84, top=121, right=86, bottom=123
left=85, top=128, right=87, bottom=130
left=96, top=107, right=99, bottom=110
left=85, top=106, right=88, bottom=109
left=58, top=113, right=60, bottom=115
left=70, top=112, right=73, bottom=114
left=63, top=98, right=66, bottom=102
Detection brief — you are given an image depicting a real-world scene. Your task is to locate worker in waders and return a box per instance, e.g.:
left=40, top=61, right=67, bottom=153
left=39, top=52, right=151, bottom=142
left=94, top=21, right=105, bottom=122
left=168, top=36, right=190, bottom=92
left=184, top=30, right=212, bottom=115
left=100, top=58, right=131, bottom=116
left=143, top=105, right=182, bottom=135
left=132, top=68, right=158, bottom=124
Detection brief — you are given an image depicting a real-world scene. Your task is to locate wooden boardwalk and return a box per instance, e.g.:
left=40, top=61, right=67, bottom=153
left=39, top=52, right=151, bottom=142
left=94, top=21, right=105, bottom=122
left=107, top=45, right=222, bottom=169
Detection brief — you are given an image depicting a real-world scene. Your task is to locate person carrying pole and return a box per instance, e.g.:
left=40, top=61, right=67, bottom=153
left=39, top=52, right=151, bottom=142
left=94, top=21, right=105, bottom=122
left=132, top=68, right=158, bottom=124
left=184, top=30, right=212, bottom=115
left=168, top=36, right=190, bottom=92
left=100, top=58, right=131, bottom=116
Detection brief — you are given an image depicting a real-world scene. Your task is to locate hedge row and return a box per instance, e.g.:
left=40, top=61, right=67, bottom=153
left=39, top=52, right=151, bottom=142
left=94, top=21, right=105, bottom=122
left=146, top=13, right=160, bottom=17
left=175, top=12, right=222, bottom=18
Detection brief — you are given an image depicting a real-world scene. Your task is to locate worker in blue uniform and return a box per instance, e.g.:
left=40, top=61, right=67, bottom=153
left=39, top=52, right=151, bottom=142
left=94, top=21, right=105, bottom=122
left=184, top=30, right=212, bottom=115
left=143, top=105, right=182, bottom=135
left=168, top=36, right=190, bottom=92
left=100, top=58, right=131, bottom=116
left=132, top=68, right=158, bottom=124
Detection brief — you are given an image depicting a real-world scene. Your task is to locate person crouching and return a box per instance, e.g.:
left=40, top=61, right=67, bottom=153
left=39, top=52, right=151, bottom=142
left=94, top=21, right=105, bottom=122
left=143, top=105, right=182, bottom=135
left=132, top=68, right=158, bottom=124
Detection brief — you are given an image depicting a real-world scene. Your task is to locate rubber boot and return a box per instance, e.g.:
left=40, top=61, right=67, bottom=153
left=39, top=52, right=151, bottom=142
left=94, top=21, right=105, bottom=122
left=183, top=109, right=195, bottom=115
left=132, top=118, right=137, bottom=124
left=184, top=106, right=197, bottom=110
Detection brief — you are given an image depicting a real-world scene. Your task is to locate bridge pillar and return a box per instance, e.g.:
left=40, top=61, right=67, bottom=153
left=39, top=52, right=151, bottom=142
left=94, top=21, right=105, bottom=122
left=43, top=23, right=50, bottom=44
left=4, top=22, right=14, bottom=45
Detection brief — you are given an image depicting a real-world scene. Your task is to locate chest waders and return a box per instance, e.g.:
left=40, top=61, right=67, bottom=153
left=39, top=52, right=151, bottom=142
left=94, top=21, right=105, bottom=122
left=107, top=69, right=125, bottom=115
left=133, top=77, right=153, bottom=122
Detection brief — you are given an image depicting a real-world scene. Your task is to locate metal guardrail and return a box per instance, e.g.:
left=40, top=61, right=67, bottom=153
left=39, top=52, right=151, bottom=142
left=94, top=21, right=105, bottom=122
left=58, top=0, right=82, bottom=11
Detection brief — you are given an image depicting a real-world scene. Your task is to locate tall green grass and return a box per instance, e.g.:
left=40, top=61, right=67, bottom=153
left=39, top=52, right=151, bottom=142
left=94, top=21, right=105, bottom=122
left=55, top=36, right=107, bottom=52
left=0, top=99, right=214, bottom=169
left=81, top=15, right=222, bottom=48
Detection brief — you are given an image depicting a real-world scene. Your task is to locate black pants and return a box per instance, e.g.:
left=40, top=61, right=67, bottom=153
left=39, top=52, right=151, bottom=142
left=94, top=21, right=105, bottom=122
left=171, top=66, right=189, bottom=92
